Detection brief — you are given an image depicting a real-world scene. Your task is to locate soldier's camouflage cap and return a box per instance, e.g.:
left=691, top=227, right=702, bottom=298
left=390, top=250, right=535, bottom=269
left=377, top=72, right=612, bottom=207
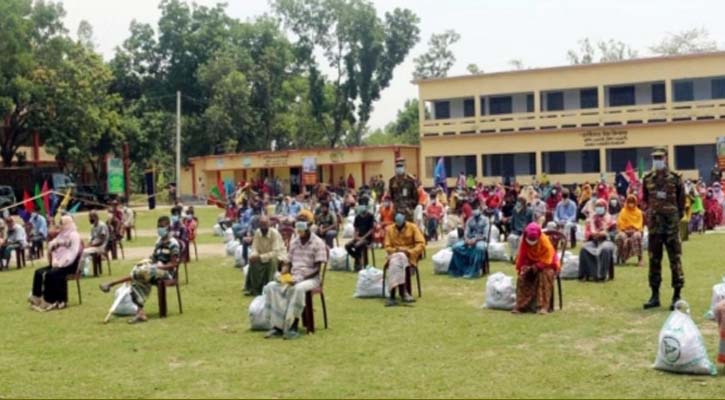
left=651, top=146, right=667, bottom=156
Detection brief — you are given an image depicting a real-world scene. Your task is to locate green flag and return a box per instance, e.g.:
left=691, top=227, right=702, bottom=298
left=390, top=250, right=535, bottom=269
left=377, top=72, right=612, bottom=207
left=209, top=186, right=224, bottom=208
left=33, top=183, right=46, bottom=216
left=637, top=157, right=646, bottom=179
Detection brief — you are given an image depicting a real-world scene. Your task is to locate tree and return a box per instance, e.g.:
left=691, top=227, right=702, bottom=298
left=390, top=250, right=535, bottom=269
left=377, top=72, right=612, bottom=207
left=364, top=98, right=419, bottom=145
left=0, top=0, right=67, bottom=167
left=650, top=27, right=718, bottom=56
left=466, top=63, right=482, bottom=74
left=508, top=59, right=525, bottom=70
left=76, top=19, right=94, bottom=50
left=273, top=0, right=420, bottom=146
left=412, top=30, right=460, bottom=80
left=567, top=38, right=637, bottom=65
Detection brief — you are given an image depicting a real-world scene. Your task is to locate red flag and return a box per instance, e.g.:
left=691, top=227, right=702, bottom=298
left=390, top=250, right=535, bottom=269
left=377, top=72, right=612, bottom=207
left=625, top=161, right=637, bottom=183
left=23, top=190, right=35, bottom=213
left=217, top=177, right=226, bottom=200
left=41, top=180, right=51, bottom=218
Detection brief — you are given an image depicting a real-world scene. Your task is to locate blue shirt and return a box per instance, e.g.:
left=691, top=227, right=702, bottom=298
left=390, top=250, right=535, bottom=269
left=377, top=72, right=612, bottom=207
left=30, top=215, right=48, bottom=239
left=464, top=215, right=489, bottom=242
left=287, top=201, right=302, bottom=217
left=554, top=199, right=577, bottom=223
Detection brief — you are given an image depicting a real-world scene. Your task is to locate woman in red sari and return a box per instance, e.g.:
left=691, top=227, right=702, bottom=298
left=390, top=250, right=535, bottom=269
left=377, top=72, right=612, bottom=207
left=704, top=189, right=722, bottom=230
left=513, top=223, right=560, bottom=315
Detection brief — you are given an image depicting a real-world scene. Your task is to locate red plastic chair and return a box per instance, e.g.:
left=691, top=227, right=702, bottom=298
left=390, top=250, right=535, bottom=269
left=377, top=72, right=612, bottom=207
left=302, top=262, right=328, bottom=334
left=156, top=261, right=183, bottom=318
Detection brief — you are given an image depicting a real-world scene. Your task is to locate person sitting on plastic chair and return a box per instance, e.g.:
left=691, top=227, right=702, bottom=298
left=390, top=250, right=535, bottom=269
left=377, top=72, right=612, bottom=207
left=99, top=216, right=180, bottom=324
left=29, top=212, right=48, bottom=258
left=262, top=215, right=326, bottom=340
left=449, top=202, right=489, bottom=279
left=554, top=189, right=578, bottom=248
left=244, top=216, right=287, bottom=296
left=315, top=202, right=337, bottom=248
left=80, top=211, right=109, bottom=268
left=383, top=212, right=425, bottom=307
left=0, top=217, right=27, bottom=270
left=345, top=205, right=375, bottom=271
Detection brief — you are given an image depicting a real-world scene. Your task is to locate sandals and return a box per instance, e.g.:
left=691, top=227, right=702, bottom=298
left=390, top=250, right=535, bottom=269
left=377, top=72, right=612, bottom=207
left=127, top=314, right=148, bottom=324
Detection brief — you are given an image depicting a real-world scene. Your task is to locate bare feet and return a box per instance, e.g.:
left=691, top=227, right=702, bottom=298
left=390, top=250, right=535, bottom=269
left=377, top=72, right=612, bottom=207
left=537, top=309, right=549, bottom=315
left=99, top=283, right=111, bottom=293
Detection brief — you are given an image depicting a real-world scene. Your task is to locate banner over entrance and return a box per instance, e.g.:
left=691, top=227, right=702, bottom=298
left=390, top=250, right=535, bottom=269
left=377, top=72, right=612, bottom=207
left=302, top=156, right=317, bottom=185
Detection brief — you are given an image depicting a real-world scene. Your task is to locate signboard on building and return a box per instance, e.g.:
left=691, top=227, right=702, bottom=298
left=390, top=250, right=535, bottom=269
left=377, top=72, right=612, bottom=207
left=107, top=156, right=125, bottom=194
left=330, top=151, right=345, bottom=163
left=717, top=136, right=725, bottom=169
left=263, top=153, right=288, bottom=167
left=215, top=158, right=224, bottom=168
left=581, top=129, right=628, bottom=147
left=242, top=157, right=252, bottom=168
left=302, top=156, right=317, bottom=185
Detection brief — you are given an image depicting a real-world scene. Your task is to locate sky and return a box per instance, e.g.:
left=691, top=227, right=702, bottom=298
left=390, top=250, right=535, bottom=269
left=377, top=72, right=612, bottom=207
left=59, top=0, right=725, bottom=130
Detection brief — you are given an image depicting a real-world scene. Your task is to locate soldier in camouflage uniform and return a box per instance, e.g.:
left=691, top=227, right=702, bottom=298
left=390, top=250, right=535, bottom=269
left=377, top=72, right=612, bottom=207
left=642, top=146, right=685, bottom=311
left=389, top=157, right=418, bottom=222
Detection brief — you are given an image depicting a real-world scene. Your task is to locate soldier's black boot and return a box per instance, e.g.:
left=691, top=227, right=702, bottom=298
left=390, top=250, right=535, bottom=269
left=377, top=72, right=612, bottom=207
left=669, top=287, right=682, bottom=311
left=643, top=287, right=661, bottom=309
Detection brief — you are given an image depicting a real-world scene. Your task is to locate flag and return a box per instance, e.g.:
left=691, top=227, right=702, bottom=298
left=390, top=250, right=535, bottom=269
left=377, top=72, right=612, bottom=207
left=34, top=183, right=46, bottom=216
left=69, top=201, right=81, bottom=214
left=55, top=188, right=72, bottom=221
left=41, top=180, right=50, bottom=218
left=434, top=157, right=447, bottom=190
left=217, top=177, right=226, bottom=200
left=18, top=209, right=30, bottom=223
left=209, top=186, right=224, bottom=208
left=625, top=161, right=637, bottom=183
left=50, top=192, right=59, bottom=216
left=224, top=179, right=235, bottom=201
left=637, top=157, right=646, bottom=179
left=22, top=191, right=35, bottom=213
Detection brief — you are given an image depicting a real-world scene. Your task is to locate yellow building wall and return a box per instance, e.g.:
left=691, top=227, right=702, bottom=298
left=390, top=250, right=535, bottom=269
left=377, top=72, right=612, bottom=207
left=418, top=120, right=722, bottom=186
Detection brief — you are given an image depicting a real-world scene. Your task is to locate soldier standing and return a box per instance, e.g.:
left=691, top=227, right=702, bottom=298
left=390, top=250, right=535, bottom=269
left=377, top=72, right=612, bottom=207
left=389, top=157, right=418, bottom=222
left=642, top=146, right=685, bottom=311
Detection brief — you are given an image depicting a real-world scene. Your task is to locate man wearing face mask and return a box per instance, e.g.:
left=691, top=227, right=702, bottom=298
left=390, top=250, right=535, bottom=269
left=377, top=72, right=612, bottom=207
left=642, top=146, right=685, bottom=310
left=346, top=205, right=376, bottom=271
left=245, top=216, right=287, bottom=296
left=388, top=157, right=418, bottom=222
left=80, top=211, right=109, bottom=272
left=449, top=203, right=489, bottom=278
left=99, top=216, right=180, bottom=323
left=263, top=215, right=326, bottom=339
left=170, top=206, right=189, bottom=262
left=383, top=212, right=425, bottom=306
left=554, top=189, right=578, bottom=248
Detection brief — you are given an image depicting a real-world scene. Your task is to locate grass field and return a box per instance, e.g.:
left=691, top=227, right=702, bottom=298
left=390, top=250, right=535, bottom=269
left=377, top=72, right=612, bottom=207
left=1, top=206, right=724, bottom=398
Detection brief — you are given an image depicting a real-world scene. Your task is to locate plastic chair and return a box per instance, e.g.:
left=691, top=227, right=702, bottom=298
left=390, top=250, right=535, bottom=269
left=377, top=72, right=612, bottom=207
left=543, top=230, right=565, bottom=311
left=381, top=256, right=422, bottom=298
left=157, top=261, right=183, bottom=318
left=92, top=250, right=112, bottom=277
left=302, top=262, right=328, bottom=334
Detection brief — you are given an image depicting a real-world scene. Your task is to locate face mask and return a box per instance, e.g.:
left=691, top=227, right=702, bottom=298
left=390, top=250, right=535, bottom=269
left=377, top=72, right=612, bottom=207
left=653, top=159, right=666, bottom=170
left=515, top=204, right=523, bottom=211
left=171, top=216, right=179, bottom=224
left=157, top=227, right=169, bottom=238
left=610, top=200, right=617, bottom=206
left=295, top=221, right=308, bottom=232
left=394, top=213, right=405, bottom=226
left=595, top=206, right=606, bottom=215
left=473, top=209, right=481, bottom=217
left=395, top=166, right=405, bottom=175
left=525, top=238, right=538, bottom=246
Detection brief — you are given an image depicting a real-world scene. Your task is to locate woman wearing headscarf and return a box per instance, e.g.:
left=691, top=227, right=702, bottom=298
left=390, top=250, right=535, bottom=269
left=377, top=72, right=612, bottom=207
left=28, top=215, right=82, bottom=311
left=579, top=198, right=616, bottom=281
left=704, top=188, right=722, bottom=230
left=608, top=193, right=622, bottom=220
left=512, top=223, right=559, bottom=314
left=577, top=183, right=592, bottom=220
left=615, top=195, right=644, bottom=266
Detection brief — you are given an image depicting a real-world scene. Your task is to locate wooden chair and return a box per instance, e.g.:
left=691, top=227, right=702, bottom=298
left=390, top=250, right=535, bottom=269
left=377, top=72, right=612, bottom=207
left=91, top=250, right=112, bottom=277
left=180, top=240, right=190, bottom=284
left=302, top=262, right=328, bottom=334
left=64, top=243, right=85, bottom=305
left=543, top=230, right=565, bottom=311
left=157, top=261, right=183, bottom=318
left=381, top=254, right=422, bottom=298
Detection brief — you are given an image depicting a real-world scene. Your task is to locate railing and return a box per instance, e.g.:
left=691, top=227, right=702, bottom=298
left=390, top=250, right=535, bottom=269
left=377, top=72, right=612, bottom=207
left=421, top=99, right=725, bottom=137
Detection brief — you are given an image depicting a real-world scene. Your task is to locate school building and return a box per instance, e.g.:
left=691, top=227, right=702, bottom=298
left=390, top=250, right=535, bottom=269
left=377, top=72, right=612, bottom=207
left=415, top=51, right=725, bottom=187
left=180, top=145, right=419, bottom=197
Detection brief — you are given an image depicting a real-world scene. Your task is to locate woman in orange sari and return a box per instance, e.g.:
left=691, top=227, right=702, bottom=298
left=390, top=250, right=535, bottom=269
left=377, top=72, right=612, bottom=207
left=513, top=223, right=560, bottom=315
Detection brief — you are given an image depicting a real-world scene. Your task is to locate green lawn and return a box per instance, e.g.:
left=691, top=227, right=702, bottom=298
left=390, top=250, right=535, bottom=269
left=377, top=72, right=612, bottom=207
left=1, top=208, right=724, bottom=398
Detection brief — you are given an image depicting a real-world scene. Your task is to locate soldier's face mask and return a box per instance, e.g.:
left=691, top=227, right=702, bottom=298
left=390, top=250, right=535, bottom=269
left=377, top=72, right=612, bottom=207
left=395, top=166, right=405, bottom=175
left=653, top=157, right=666, bottom=170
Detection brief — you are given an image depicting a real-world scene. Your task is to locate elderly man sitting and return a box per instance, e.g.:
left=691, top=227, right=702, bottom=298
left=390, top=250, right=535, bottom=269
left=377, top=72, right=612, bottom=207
left=263, top=215, right=327, bottom=340
left=449, top=204, right=489, bottom=278
left=244, top=216, right=287, bottom=296
left=315, top=202, right=338, bottom=248
left=0, top=217, right=27, bottom=270
left=80, top=211, right=109, bottom=268
left=29, top=212, right=48, bottom=258
left=554, top=189, right=578, bottom=248
left=383, top=212, right=425, bottom=307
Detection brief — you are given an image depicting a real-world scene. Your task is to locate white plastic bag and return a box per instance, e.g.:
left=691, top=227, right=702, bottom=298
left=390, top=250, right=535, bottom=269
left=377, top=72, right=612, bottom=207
left=213, top=223, right=223, bottom=237
left=560, top=253, right=580, bottom=280
left=225, top=240, right=240, bottom=257
left=342, top=223, right=354, bottom=239
left=248, top=295, right=271, bottom=331
left=490, top=225, right=500, bottom=243
left=488, top=242, right=509, bottom=261
left=109, top=283, right=138, bottom=317
left=705, top=278, right=725, bottom=320
left=243, top=264, right=249, bottom=279
left=223, top=228, right=234, bottom=243
left=82, top=256, right=91, bottom=277
left=234, top=245, right=245, bottom=268
left=642, top=231, right=649, bottom=249
left=483, top=272, right=516, bottom=310
left=446, top=230, right=459, bottom=247
left=354, top=266, right=384, bottom=298
left=329, top=247, right=348, bottom=271
left=432, top=248, right=453, bottom=274
left=653, top=301, right=717, bottom=376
